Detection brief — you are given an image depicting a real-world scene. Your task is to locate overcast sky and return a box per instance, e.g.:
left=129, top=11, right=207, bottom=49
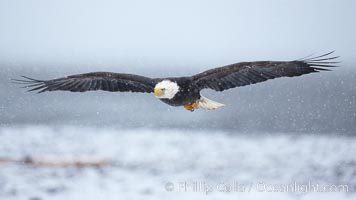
left=0, top=0, right=355, bottom=134
left=0, top=0, right=355, bottom=71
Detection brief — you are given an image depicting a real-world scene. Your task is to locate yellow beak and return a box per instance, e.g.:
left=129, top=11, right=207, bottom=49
left=154, top=88, right=164, bottom=97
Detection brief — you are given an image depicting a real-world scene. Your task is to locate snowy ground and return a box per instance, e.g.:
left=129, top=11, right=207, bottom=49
left=0, top=126, right=355, bottom=200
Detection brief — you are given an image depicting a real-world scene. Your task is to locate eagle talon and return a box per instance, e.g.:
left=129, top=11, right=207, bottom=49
left=184, top=102, right=199, bottom=112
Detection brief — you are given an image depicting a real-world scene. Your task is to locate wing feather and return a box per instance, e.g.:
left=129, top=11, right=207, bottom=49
left=13, top=72, right=156, bottom=93
left=192, top=52, right=339, bottom=91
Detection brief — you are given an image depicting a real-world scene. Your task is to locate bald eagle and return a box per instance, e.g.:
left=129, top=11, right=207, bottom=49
left=14, top=52, right=339, bottom=111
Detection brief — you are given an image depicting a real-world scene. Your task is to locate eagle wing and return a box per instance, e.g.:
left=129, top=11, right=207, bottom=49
left=192, top=52, right=339, bottom=91
left=13, top=72, right=156, bottom=93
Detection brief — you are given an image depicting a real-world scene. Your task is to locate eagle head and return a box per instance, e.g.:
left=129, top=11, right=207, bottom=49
left=154, top=80, right=179, bottom=99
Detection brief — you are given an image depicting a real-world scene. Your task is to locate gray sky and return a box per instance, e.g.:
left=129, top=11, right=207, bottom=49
left=0, top=0, right=355, bottom=71
left=0, top=0, right=355, bottom=134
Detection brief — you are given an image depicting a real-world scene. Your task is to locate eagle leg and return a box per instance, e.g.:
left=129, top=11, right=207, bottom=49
left=183, top=102, right=199, bottom=112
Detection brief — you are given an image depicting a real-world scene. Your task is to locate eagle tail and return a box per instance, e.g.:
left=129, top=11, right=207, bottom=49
left=198, top=96, right=225, bottom=110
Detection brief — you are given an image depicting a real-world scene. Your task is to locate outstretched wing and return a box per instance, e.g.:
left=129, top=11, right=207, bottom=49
left=192, top=52, right=339, bottom=92
left=13, top=72, right=156, bottom=93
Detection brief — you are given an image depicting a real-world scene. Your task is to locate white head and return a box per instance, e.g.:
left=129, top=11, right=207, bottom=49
left=154, top=80, right=180, bottom=99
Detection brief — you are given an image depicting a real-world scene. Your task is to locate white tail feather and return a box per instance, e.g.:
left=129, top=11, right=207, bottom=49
left=198, top=96, right=225, bottom=110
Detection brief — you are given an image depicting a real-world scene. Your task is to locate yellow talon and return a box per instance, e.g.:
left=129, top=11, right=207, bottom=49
left=184, top=102, right=199, bottom=112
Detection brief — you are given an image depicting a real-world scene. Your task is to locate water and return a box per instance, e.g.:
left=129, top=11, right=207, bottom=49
left=2, top=65, right=356, bottom=134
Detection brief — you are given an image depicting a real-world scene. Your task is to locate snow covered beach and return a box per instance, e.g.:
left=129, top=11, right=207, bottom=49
left=0, top=126, right=355, bottom=200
